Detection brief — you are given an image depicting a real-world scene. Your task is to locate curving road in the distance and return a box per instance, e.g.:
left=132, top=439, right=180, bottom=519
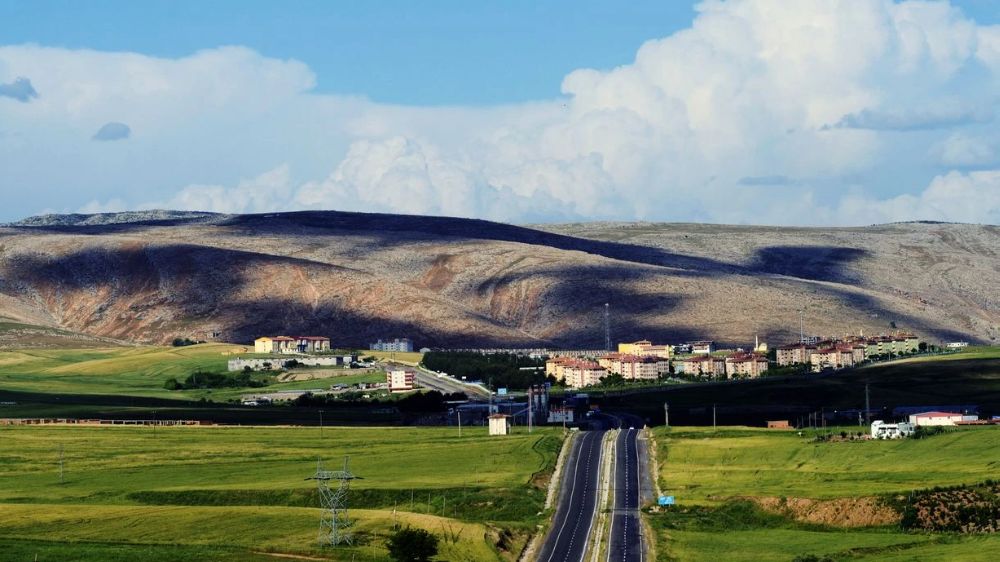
left=537, top=426, right=606, bottom=562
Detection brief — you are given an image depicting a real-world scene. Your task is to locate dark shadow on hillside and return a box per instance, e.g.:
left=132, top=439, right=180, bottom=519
left=6, top=211, right=735, bottom=274
left=748, top=246, right=869, bottom=283
left=0, top=229, right=973, bottom=347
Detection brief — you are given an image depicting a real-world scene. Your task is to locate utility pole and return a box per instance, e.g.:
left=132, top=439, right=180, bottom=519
left=664, top=402, right=669, bottom=427
left=712, top=404, right=717, bottom=430
left=799, top=309, right=804, bottom=343
left=864, top=383, right=871, bottom=425
left=457, top=410, right=462, bottom=438
left=319, top=410, right=324, bottom=437
left=527, top=386, right=533, bottom=434
left=604, top=303, right=611, bottom=351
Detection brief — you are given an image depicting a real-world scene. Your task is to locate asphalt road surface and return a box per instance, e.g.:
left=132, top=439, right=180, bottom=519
left=607, top=425, right=643, bottom=562
left=537, top=428, right=606, bottom=562
left=385, top=362, right=491, bottom=398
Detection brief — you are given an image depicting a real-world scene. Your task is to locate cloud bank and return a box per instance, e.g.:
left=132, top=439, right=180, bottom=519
left=2, top=0, right=1000, bottom=225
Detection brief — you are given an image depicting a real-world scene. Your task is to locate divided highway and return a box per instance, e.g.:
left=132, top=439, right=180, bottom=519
left=537, top=428, right=606, bottom=562
left=607, top=425, right=643, bottom=562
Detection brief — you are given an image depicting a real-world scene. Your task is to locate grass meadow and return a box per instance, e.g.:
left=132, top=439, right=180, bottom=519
left=0, top=343, right=383, bottom=401
left=650, top=425, right=1000, bottom=561
left=0, top=424, right=562, bottom=561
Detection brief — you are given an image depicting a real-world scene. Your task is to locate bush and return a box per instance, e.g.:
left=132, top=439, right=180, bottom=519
left=421, top=351, right=546, bottom=390
left=386, top=527, right=438, bottom=562
left=172, top=337, right=198, bottom=347
left=165, top=370, right=272, bottom=390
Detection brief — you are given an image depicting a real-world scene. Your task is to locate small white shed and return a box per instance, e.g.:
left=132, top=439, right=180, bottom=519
left=488, top=414, right=511, bottom=436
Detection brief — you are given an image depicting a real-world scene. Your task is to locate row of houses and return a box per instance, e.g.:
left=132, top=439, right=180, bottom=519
left=776, top=334, right=920, bottom=371
left=254, top=336, right=418, bottom=355
left=254, top=336, right=331, bottom=354
left=617, top=339, right=717, bottom=358
left=680, top=351, right=770, bottom=378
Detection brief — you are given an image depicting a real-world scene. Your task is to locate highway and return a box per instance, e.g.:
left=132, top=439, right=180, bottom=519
left=537, top=428, right=606, bottom=562
left=385, top=362, right=491, bottom=398
left=607, top=423, right=643, bottom=562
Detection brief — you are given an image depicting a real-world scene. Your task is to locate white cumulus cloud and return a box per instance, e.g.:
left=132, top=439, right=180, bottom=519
left=5, top=0, right=1000, bottom=225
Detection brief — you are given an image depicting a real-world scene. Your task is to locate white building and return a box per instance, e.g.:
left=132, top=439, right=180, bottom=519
left=489, top=414, right=511, bottom=435
left=908, top=411, right=978, bottom=426
left=386, top=369, right=416, bottom=393
left=871, top=420, right=915, bottom=439
left=370, top=338, right=414, bottom=352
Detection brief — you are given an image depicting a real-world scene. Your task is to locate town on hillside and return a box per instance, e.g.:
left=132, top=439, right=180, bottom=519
left=545, top=332, right=940, bottom=390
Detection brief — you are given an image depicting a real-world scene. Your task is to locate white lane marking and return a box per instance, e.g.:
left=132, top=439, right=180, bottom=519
left=546, top=431, right=590, bottom=562
left=635, top=428, right=643, bottom=562
left=578, top=430, right=602, bottom=562
left=605, top=430, right=621, bottom=562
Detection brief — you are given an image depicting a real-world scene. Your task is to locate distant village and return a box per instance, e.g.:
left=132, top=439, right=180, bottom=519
left=239, top=331, right=964, bottom=394
left=545, top=333, right=941, bottom=390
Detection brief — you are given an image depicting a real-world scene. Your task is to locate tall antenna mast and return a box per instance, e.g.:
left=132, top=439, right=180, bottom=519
left=604, top=303, right=611, bottom=351
left=309, top=456, right=361, bottom=546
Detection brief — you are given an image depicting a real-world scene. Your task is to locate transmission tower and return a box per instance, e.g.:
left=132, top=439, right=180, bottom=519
left=308, top=456, right=361, bottom=546
left=604, top=302, right=611, bottom=351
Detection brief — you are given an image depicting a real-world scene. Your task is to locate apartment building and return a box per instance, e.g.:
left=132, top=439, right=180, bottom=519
left=724, top=352, right=769, bottom=378
left=681, top=354, right=726, bottom=378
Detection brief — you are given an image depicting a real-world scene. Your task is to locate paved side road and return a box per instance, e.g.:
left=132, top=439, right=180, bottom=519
left=536, top=429, right=606, bottom=562
left=606, top=426, right=643, bottom=562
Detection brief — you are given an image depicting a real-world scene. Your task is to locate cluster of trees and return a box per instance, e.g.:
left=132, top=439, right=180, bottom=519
left=386, top=527, right=438, bottom=561
left=421, top=352, right=548, bottom=390
left=164, top=370, right=270, bottom=390
left=171, top=337, right=203, bottom=347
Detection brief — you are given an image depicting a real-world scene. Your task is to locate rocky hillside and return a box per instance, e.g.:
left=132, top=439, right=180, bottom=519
left=0, top=211, right=996, bottom=348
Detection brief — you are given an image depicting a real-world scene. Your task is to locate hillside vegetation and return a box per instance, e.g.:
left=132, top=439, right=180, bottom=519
left=0, top=211, right=996, bottom=348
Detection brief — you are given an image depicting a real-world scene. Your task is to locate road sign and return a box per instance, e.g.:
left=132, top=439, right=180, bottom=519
left=497, top=388, right=508, bottom=396
left=658, top=495, right=675, bottom=506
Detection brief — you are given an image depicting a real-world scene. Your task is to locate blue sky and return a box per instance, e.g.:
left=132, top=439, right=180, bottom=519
left=1, top=1, right=999, bottom=225
left=4, top=0, right=992, bottom=105
left=0, top=0, right=700, bottom=105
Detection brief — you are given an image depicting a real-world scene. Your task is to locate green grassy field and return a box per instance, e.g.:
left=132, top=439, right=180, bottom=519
left=365, top=350, right=425, bottom=365
left=650, top=425, right=1000, bottom=561
left=0, top=343, right=385, bottom=402
left=0, top=424, right=562, bottom=561
left=656, top=426, right=1000, bottom=501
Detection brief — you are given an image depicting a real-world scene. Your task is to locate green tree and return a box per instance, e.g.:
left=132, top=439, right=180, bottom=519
left=386, top=527, right=439, bottom=562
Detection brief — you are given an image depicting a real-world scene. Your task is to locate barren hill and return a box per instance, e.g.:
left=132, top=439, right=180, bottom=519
left=0, top=211, right=996, bottom=348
